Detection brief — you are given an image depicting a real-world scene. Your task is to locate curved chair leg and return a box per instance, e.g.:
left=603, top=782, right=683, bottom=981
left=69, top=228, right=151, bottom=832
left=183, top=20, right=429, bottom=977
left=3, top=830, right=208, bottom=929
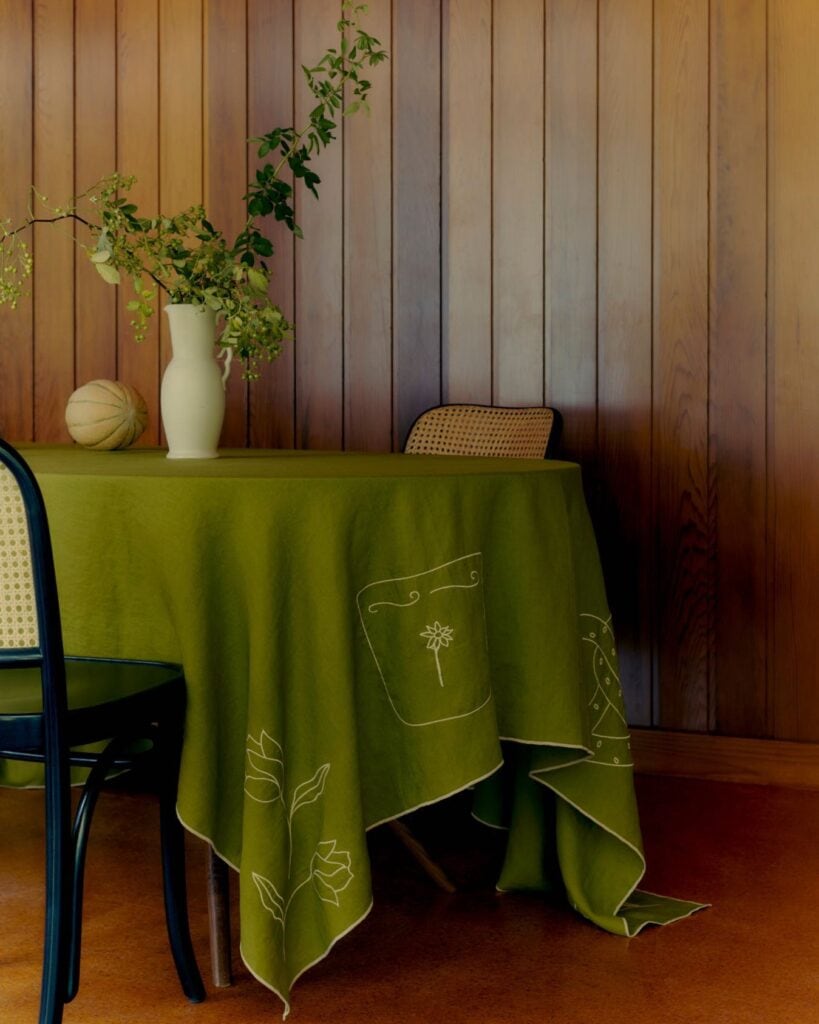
left=40, top=752, right=72, bottom=1024
left=66, top=738, right=128, bottom=1001
left=157, top=713, right=206, bottom=1003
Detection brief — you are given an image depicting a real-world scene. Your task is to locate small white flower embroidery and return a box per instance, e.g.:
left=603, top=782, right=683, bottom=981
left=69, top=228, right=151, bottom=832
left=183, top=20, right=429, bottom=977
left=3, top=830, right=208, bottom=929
left=419, top=621, right=454, bottom=688
left=420, top=621, right=454, bottom=652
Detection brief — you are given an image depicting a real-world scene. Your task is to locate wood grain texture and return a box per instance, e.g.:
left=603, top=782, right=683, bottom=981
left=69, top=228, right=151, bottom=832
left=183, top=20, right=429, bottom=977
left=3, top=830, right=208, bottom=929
left=248, top=0, right=296, bottom=449
left=492, top=0, right=543, bottom=407
left=544, top=0, right=597, bottom=463
left=9, top=0, right=819, bottom=746
left=631, top=728, right=819, bottom=791
left=160, top=0, right=203, bottom=393
left=769, top=0, right=819, bottom=741
left=294, top=0, right=344, bottom=450
left=33, top=0, right=74, bottom=441
left=392, top=0, right=442, bottom=447
left=596, top=0, right=653, bottom=727
left=205, top=0, right=247, bottom=447
left=653, top=0, right=710, bottom=732
left=0, top=0, right=34, bottom=441
left=709, top=0, right=768, bottom=737
left=442, top=0, right=492, bottom=406
left=75, top=0, right=117, bottom=386
left=117, top=0, right=160, bottom=444
left=344, top=0, right=393, bottom=452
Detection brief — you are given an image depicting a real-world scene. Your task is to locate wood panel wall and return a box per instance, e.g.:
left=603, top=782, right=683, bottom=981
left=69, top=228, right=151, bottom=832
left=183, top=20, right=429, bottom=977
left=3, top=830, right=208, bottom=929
left=1, top=0, right=818, bottom=743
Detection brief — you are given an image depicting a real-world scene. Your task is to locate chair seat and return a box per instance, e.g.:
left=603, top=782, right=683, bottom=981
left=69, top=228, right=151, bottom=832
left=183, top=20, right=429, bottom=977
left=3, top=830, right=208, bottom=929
left=0, top=657, right=184, bottom=751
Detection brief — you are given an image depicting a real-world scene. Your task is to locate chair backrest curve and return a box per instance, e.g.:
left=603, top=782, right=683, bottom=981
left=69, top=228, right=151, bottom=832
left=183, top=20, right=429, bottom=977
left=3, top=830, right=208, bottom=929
left=0, top=439, right=66, bottom=691
left=404, top=404, right=560, bottom=460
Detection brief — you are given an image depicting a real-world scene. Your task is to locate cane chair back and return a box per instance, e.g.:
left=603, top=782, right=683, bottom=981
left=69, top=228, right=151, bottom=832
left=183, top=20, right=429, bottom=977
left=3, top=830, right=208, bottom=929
left=0, top=460, right=40, bottom=650
left=404, top=404, right=561, bottom=459
left=0, top=439, right=204, bottom=1024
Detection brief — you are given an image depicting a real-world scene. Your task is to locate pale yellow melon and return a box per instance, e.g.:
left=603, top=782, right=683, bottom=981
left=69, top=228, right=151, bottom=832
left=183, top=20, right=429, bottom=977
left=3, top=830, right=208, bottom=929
left=65, top=380, right=148, bottom=450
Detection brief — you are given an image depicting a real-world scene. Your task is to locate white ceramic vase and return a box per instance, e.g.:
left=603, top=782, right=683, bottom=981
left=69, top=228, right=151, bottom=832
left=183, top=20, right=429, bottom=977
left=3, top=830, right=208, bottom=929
left=161, top=304, right=230, bottom=459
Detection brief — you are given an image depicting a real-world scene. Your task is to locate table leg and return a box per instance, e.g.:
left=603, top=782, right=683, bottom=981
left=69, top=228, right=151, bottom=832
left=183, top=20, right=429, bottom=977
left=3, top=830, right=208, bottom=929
left=206, top=846, right=233, bottom=987
left=388, top=819, right=457, bottom=893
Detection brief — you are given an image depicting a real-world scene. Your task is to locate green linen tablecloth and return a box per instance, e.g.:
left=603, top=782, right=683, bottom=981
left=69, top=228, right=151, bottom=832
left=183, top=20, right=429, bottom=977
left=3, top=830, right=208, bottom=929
left=16, top=446, right=703, bottom=1014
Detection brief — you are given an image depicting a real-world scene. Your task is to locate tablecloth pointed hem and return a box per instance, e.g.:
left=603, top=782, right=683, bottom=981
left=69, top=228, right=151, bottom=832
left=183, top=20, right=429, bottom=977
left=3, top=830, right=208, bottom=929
left=364, top=758, right=505, bottom=832
left=528, top=770, right=707, bottom=933
left=239, top=896, right=375, bottom=1020
left=240, top=941, right=292, bottom=1020
left=619, top=887, right=711, bottom=936
left=176, top=806, right=241, bottom=872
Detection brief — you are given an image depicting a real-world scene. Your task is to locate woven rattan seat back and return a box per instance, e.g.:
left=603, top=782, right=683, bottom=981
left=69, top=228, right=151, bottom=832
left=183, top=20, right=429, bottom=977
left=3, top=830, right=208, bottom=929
left=0, top=462, right=39, bottom=649
left=404, top=404, right=559, bottom=459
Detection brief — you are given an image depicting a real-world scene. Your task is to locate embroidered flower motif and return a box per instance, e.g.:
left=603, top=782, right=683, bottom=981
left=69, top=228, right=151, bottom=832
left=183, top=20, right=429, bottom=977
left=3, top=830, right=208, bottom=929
left=420, top=621, right=454, bottom=652
left=310, top=840, right=354, bottom=906
left=419, top=621, right=454, bottom=688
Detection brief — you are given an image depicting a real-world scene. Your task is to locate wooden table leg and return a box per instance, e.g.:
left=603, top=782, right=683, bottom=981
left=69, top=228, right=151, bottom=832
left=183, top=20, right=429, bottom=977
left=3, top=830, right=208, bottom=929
left=388, top=819, right=457, bottom=893
left=206, top=846, right=233, bottom=987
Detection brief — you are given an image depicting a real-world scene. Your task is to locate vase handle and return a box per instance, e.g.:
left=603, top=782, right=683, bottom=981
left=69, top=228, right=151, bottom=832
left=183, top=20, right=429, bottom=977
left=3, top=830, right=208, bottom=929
left=218, top=347, right=233, bottom=389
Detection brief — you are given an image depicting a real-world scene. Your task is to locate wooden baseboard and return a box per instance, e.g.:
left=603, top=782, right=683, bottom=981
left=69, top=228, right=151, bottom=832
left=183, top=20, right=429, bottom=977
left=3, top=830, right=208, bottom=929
left=630, top=728, right=819, bottom=790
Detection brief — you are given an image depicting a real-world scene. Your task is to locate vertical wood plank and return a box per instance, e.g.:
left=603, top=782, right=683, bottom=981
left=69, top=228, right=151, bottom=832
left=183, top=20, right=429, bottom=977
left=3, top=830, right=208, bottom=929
left=393, top=0, right=442, bottom=447
left=0, top=1, right=33, bottom=441
left=544, top=0, right=598, bottom=461
left=160, top=0, right=203, bottom=393
left=442, top=0, right=492, bottom=406
left=710, top=0, right=767, bottom=737
left=493, top=0, right=543, bottom=407
left=205, top=0, right=248, bottom=447
left=248, top=0, right=296, bottom=449
left=597, top=0, right=653, bottom=726
left=33, top=0, right=74, bottom=441
left=117, top=0, right=160, bottom=444
left=653, top=0, right=710, bottom=731
left=294, top=0, right=344, bottom=450
left=769, top=0, right=819, bottom=741
left=344, top=0, right=392, bottom=452
left=75, top=0, right=117, bottom=386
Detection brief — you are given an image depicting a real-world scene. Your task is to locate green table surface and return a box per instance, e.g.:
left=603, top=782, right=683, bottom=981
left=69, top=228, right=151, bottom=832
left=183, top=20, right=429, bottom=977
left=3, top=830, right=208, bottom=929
left=16, top=445, right=704, bottom=1014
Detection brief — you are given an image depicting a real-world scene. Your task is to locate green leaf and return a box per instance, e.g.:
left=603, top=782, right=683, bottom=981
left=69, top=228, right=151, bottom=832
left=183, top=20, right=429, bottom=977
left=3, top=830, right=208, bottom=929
left=253, top=236, right=273, bottom=257
left=95, top=262, right=121, bottom=286
left=90, top=250, right=111, bottom=264
left=247, top=267, right=268, bottom=294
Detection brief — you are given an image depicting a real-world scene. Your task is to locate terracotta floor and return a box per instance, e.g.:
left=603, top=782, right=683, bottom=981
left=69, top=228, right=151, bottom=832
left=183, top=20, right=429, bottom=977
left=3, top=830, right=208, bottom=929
left=1, top=774, right=817, bottom=1024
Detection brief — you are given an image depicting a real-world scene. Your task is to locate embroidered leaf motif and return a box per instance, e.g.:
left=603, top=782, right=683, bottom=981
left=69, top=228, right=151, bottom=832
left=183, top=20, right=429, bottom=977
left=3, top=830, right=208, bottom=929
left=310, top=840, right=353, bottom=906
left=253, top=872, right=285, bottom=925
left=289, top=763, right=331, bottom=821
left=245, top=729, right=285, bottom=803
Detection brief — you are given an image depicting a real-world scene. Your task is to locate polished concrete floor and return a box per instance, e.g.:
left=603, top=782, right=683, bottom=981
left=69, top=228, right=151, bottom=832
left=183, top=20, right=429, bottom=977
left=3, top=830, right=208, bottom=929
left=0, top=774, right=817, bottom=1024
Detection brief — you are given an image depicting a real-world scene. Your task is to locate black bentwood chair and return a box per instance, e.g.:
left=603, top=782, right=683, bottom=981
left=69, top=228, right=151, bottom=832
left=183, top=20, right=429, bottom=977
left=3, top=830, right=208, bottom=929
left=0, top=438, right=204, bottom=1024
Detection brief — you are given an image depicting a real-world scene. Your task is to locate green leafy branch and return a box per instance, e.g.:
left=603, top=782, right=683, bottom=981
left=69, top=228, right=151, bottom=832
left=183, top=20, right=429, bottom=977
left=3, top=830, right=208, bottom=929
left=0, top=2, right=387, bottom=380
left=236, top=2, right=387, bottom=256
